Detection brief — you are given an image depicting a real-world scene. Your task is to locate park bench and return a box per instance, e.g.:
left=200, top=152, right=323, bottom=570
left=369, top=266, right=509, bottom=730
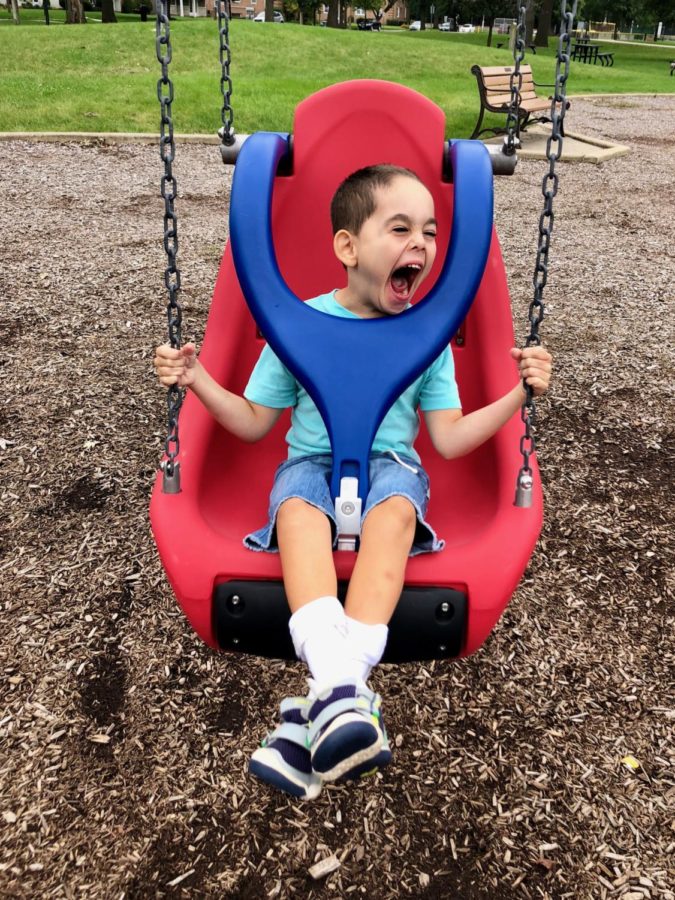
left=470, top=64, right=569, bottom=141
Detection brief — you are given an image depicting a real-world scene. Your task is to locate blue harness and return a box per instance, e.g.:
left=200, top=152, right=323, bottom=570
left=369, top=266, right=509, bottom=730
left=230, top=134, right=493, bottom=510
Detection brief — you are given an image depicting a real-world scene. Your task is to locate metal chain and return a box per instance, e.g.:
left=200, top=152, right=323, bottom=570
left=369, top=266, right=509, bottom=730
left=216, top=0, right=236, bottom=147
left=504, top=4, right=527, bottom=155
left=515, top=0, right=578, bottom=506
left=156, top=0, right=183, bottom=491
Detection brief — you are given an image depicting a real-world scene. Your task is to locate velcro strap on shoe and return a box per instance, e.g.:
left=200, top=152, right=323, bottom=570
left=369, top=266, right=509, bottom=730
left=268, top=721, right=310, bottom=748
left=308, top=696, right=373, bottom=744
left=280, top=696, right=311, bottom=719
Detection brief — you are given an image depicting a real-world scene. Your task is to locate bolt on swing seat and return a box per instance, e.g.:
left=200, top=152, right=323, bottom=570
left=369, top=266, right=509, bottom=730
left=149, top=80, right=543, bottom=663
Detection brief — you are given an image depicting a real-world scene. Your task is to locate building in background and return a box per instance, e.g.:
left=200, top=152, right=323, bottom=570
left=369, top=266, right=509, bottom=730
left=129, top=1, right=409, bottom=24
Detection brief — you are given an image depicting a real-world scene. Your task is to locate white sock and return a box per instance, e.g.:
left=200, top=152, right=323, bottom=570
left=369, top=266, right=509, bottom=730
left=344, top=615, right=389, bottom=683
left=288, top=596, right=351, bottom=689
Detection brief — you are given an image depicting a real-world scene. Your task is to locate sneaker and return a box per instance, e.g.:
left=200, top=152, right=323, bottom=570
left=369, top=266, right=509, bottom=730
left=307, top=680, right=384, bottom=782
left=249, top=697, right=322, bottom=800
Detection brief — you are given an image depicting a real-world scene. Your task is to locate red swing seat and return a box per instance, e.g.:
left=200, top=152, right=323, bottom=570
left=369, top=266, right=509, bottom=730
left=149, top=80, right=543, bottom=661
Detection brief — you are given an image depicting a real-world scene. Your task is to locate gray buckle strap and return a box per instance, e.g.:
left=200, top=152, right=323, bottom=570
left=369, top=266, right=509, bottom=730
left=336, top=476, right=362, bottom=552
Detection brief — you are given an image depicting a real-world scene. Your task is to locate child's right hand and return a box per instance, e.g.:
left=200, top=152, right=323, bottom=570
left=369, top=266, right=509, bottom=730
left=154, top=342, right=198, bottom=388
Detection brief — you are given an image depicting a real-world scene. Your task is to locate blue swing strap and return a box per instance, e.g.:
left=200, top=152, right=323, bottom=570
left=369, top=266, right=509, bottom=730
left=230, top=133, right=494, bottom=544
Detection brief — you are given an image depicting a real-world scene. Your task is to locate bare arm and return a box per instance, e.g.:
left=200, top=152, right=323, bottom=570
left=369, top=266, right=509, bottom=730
left=154, top=343, right=284, bottom=442
left=424, top=347, right=553, bottom=460
left=424, top=386, right=523, bottom=459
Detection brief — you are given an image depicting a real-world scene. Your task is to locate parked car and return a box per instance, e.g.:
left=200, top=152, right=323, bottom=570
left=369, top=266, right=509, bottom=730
left=458, top=23, right=475, bottom=32
left=253, top=10, right=284, bottom=22
left=438, top=21, right=452, bottom=31
left=356, top=17, right=381, bottom=31
left=409, top=20, right=421, bottom=30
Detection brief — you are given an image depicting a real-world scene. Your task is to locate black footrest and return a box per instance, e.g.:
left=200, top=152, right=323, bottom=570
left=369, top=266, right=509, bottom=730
left=213, top=580, right=467, bottom=663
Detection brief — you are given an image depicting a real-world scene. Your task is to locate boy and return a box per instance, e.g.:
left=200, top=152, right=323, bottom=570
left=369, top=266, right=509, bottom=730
left=154, top=165, right=552, bottom=800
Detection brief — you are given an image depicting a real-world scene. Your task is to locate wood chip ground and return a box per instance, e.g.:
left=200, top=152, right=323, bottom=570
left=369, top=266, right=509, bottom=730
left=0, top=96, right=673, bottom=899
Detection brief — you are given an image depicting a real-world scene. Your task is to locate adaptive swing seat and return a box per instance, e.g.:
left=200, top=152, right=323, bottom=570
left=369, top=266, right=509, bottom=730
left=150, top=80, right=543, bottom=663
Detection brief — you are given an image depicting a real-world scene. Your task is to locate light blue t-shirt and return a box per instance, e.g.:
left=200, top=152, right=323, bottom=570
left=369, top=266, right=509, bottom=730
left=243, top=290, right=461, bottom=463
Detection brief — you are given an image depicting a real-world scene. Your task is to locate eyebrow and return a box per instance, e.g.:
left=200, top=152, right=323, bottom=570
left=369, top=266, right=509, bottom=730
left=385, top=214, right=438, bottom=227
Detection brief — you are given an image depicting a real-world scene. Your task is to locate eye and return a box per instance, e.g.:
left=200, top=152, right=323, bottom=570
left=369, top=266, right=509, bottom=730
left=424, top=230, right=437, bottom=239
left=392, top=226, right=408, bottom=233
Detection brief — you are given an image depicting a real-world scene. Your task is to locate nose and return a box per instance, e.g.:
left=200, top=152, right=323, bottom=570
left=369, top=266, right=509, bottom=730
left=409, top=229, right=424, bottom=249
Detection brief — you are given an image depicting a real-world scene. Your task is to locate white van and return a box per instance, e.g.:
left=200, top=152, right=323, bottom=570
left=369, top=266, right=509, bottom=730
left=253, top=10, right=284, bottom=22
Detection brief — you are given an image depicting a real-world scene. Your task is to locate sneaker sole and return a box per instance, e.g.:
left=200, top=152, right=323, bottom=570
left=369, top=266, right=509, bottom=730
left=249, top=750, right=322, bottom=800
left=340, top=747, right=392, bottom=782
left=311, top=713, right=383, bottom=782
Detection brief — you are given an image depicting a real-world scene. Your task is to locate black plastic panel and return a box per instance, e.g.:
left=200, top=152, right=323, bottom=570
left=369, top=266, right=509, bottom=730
left=213, top=580, right=467, bottom=663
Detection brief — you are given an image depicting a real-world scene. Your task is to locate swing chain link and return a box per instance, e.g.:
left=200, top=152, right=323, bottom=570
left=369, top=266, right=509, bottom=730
left=156, top=0, right=183, bottom=490
left=515, top=0, right=577, bottom=506
left=505, top=4, right=527, bottom=156
left=217, top=0, right=236, bottom=147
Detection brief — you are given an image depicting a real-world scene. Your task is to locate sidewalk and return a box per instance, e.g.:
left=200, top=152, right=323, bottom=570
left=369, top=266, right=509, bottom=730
left=483, top=123, right=630, bottom=163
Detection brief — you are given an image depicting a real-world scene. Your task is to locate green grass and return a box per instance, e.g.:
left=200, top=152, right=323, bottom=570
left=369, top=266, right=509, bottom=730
left=0, top=18, right=673, bottom=138
left=0, top=8, right=142, bottom=25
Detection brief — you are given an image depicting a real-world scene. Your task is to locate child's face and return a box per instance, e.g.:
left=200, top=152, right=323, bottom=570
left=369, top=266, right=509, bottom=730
left=338, top=175, right=437, bottom=318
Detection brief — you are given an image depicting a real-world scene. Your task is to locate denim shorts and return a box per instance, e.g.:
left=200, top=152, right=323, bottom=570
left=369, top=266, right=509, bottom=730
left=244, top=451, right=444, bottom=557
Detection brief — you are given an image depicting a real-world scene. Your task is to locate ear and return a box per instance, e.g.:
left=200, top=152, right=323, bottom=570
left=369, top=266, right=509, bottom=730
left=333, top=229, right=358, bottom=268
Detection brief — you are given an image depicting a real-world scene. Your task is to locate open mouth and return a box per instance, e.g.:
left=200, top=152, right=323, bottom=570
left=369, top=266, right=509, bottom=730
left=390, top=263, right=422, bottom=301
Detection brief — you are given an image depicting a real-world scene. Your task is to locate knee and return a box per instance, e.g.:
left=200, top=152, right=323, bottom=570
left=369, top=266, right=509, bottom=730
left=277, top=497, right=318, bottom=530
left=376, top=496, right=417, bottom=536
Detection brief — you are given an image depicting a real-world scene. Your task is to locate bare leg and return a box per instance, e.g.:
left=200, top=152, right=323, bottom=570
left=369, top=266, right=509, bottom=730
left=276, top=498, right=337, bottom=613
left=344, top=497, right=416, bottom=625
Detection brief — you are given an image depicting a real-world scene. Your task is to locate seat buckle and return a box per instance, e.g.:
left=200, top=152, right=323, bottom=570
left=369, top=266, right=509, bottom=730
left=335, top=476, right=362, bottom=552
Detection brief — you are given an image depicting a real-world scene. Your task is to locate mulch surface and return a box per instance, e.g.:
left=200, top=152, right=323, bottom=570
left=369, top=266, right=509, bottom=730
left=1, top=95, right=673, bottom=899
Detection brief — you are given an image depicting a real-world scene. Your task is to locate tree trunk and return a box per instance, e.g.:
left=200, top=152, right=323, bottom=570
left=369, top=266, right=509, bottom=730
left=43, top=0, right=50, bottom=25
left=487, top=21, right=493, bottom=46
left=66, top=0, right=86, bottom=23
left=420, top=0, right=427, bottom=30
left=10, top=0, right=20, bottom=25
left=102, top=0, right=117, bottom=22
left=534, top=0, right=553, bottom=47
left=265, top=0, right=274, bottom=22
left=525, top=0, right=535, bottom=46
left=327, top=0, right=338, bottom=28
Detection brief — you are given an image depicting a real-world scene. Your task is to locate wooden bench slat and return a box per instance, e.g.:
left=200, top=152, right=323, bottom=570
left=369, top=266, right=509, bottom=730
left=483, top=72, right=536, bottom=83
left=478, top=64, right=533, bottom=77
left=517, top=98, right=553, bottom=112
left=486, top=91, right=540, bottom=104
left=481, top=71, right=535, bottom=83
left=485, top=96, right=551, bottom=112
left=484, top=78, right=537, bottom=92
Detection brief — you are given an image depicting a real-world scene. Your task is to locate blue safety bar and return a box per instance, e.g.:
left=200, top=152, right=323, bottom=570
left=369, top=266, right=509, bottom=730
left=230, top=133, right=493, bottom=501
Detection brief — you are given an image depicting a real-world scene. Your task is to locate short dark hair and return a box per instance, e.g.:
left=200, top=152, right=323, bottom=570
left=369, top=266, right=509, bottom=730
left=330, top=165, right=422, bottom=236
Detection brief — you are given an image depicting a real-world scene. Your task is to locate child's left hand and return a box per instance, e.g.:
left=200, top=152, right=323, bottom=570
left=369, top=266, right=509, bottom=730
left=510, top=346, right=553, bottom=397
